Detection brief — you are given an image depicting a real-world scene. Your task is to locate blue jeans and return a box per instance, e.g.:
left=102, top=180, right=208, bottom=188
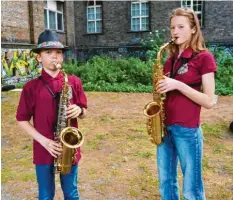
left=157, top=124, right=206, bottom=200
left=35, top=164, right=79, bottom=200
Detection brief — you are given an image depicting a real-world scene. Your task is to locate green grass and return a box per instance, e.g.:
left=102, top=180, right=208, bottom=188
left=128, top=188, right=139, bottom=197
left=213, top=143, right=225, bottom=154
left=202, top=156, right=212, bottom=171
left=135, top=151, right=153, bottom=158
left=96, top=134, right=105, bottom=140
left=88, top=167, right=98, bottom=178
left=21, top=172, right=36, bottom=182
left=202, top=122, right=228, bottom=138
left=1, top=168, right=16, bottom=184
left=86, top=140, right=101, bottom=150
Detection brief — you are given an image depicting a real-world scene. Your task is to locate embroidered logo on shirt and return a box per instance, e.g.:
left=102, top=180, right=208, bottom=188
left=177, top=63, right=189, bottom=75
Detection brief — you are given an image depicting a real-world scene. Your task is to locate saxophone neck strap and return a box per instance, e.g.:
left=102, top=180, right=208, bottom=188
left=170, top=53, right=197, bottom=78
left=38, top=76, right=60, bottom=99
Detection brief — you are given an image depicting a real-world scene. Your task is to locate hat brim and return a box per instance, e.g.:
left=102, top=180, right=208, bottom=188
left=31, top=46, right=69, bottom=54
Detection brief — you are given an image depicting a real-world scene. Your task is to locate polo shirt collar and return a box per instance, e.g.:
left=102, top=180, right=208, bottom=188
left=174, top=47, right=193, bottom=59
left=41, top=68, right=63, bottom=81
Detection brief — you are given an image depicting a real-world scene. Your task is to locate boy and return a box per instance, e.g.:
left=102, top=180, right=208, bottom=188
left=16, top=30, right=87, bottom=200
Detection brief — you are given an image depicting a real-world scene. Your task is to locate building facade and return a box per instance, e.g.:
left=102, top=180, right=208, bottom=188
left=1, top=0, right=233, bottom=61
left=1, top=0, right=75, bottom=55
left=1, top=0, right=76, bottom=85
left=74, top=1, right=233, bottom=60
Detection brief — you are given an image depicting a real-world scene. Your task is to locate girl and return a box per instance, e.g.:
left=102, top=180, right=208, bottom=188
left=156, top=8, right=216, bottom=200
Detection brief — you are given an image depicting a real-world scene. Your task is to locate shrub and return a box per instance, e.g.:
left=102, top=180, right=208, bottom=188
left=210, top=46, right=233, bottom=95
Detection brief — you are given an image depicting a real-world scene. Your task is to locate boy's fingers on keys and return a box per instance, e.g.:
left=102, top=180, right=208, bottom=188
left=50, top=149, right=61, bottom=158
left=51, top=152, right=57, bottom=158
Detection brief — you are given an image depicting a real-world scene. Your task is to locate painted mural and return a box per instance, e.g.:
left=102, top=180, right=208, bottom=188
left=1, top=49, right=41, bottom=87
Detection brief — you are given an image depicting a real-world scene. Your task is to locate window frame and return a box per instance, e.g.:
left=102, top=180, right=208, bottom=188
left=181, top=0, right=204, bottom=27
left=86, top=2, right=103, bottom=34
left=44, top=0, right=64, bottom=31
left=130, top=1, right=150, bottom=32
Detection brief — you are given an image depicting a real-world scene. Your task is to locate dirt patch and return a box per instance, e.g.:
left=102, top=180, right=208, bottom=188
left=201, top=96, right=233, bottom=124
left=1, top=91, right=233, bottom=200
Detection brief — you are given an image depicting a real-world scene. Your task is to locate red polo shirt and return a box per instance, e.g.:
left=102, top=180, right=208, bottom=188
left=163, top=47, right=217, bottom=127
left=16, top=69, right=87, bottom=165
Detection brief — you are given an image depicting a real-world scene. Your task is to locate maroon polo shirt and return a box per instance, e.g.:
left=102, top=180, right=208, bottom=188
left=163, top=47, right=217, bottom=127
left=16, top=69, right=87, bottom=165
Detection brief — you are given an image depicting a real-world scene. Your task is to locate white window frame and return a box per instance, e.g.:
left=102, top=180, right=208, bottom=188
left=131, top=1, right=149, bottom=32
left=86, top=3, right=102, bottom=33
left=44, top=0, right=64, bottom=31
left=181, top=0, right=204, bottom=27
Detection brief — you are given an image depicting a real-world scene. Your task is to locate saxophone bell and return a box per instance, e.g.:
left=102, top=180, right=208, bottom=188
left=58, top=126, right=84, bottom=175
left=143, top=101, right=161, bottom=118
left=60, top=127, right=84, bottom=149
left=143, top=101, right=164, bottom=145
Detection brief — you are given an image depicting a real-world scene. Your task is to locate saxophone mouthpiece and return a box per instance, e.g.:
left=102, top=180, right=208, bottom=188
left=169, top=37, right=178, bottom=44
left=54, top=63, right=62, bottom=69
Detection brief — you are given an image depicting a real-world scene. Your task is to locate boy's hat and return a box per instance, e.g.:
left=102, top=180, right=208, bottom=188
left=31, top=30, right=69, bottom=53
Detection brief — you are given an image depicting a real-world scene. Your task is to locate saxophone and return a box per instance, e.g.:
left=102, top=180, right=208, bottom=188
left=143, top=39, right=175, bottom=145
left=54, top=63, right=84, bottom=174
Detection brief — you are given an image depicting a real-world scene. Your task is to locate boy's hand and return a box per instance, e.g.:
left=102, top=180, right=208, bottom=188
left=66, top=104, right=82, bottom=119
left=43, top=138, right=63, bottom=158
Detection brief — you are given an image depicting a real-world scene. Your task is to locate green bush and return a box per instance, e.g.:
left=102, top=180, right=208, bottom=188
left=210, top=47, right=233, bottom=96
left=63, top=56, right=153, bottom=92
left=141, top=29, right=168, bottom=61
left=63, top=49, right=233, bottom=95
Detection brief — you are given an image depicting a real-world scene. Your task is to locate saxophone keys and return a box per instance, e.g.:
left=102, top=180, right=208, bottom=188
left=60, top=122, right=66, bottom=127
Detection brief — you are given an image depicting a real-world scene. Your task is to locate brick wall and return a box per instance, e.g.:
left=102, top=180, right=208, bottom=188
left=1, top=1, right=31, bottom=43
left=1, top=1, right=74, bottom=51
left=74, top=1, right=180, bottom=48
left=1, top=1, right=44, bottom=49
left=64, top=1, right=75, bottom=51
left=74, top=1, right=233, bottom=50
left=202, top=2, right=233, bottom=43
left=1, top=1, right=232, bottom=58
left=29, top=1, right=44, bottom=45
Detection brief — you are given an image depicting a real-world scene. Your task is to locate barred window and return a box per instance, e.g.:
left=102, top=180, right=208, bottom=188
left=87, top=1, right=102, bottom=33
left=181, top=0, right=204, bottom=27
left=44, top=0, right=64, bottom=31
left=131, top=1, right=149, bottom=31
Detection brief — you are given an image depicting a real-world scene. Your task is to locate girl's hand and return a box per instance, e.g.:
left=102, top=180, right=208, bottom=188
left=66, top=104, right=82, bottom=119
left=156, top=76, right=180, bottom=93
left=42, top=138, right=63, bottom=158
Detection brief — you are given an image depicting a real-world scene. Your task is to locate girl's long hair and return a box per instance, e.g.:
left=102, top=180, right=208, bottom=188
left=168, top=7, right=207, bottom=56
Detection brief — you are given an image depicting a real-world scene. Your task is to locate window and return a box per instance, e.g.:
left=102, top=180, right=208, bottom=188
left=181, top=0, right=204, bottom=27
left=131, top=1, right=149, bottom=31
left=44, top=0, right=64, bottom=31
left=87, top=1, right=102, bottom=33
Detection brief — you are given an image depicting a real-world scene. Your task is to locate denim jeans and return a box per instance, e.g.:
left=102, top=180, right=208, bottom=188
left=35, top=164, right=79, bottom=200
left=157, top=124, right=206, bottom=200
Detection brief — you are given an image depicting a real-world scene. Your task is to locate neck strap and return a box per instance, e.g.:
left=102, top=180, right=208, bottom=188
left=38, top=76, right=59, bottom=99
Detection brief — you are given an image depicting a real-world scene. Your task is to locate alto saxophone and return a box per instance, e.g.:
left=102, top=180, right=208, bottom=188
left=54, top=63, right=84, bottom=174
left=143, top=39, right=175, bottom=145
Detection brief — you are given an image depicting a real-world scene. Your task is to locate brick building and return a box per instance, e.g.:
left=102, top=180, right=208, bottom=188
left=1, top=0, right=76, bottom=85
left=1, top=0, right=233, bottom=61
left=1, top=0, right=75, bottom=58
left=74, top=1, right=233, bottom=59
